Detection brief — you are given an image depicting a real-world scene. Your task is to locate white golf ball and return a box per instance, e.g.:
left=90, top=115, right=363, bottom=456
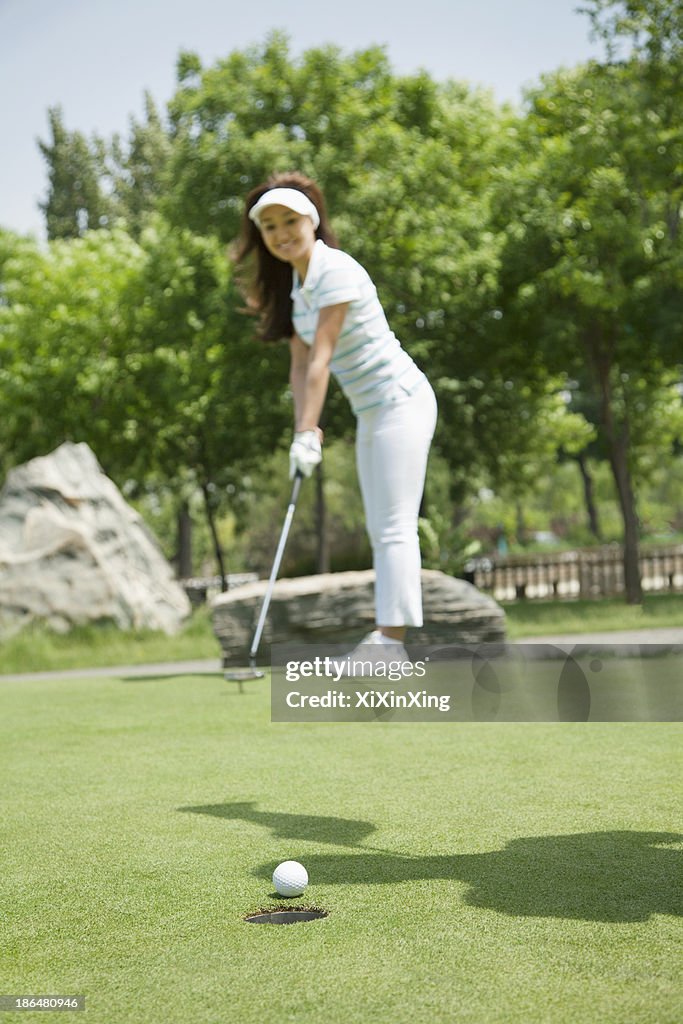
left=272, top=860, right=309, bottom=897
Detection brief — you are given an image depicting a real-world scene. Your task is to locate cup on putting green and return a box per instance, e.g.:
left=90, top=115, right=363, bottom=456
left=273, top=860, right=308, bottom=897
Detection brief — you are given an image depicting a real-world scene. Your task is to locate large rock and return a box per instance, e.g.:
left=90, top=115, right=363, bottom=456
left=212, top=569, right=506, bottom=664
left=0, top=442, right=190, bottom=638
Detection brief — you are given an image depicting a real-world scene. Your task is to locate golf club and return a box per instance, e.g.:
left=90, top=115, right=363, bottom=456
left=225, top=470, right=304, bottom=689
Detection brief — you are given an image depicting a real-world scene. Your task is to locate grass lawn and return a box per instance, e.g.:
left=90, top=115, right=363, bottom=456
left=501, top=592, right=683, bottom=638
left=2, top=668, right=681, bottom=1023
left=1, top=593, right=682, bottom=677
left=0, top=607, right=218, bottom=676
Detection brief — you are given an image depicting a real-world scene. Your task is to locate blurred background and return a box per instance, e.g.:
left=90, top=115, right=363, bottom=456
left=1, top=0, right=681, bottom=613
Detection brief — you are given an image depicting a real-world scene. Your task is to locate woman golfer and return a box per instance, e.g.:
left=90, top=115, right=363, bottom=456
left=236, top=172, right=437, bottom=665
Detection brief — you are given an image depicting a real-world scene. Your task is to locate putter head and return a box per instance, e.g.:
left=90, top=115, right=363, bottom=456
left=224, top=667, right=266, bottom=682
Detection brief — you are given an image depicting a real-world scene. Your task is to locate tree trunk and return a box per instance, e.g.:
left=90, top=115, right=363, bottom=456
left=315, top=463, right=330, bottom=574
left=594, top=353, right=642, bottom=604
left=201, top=480, right=228, bottom=592
left=176, top=499, right=193, bottom=579
left=575, top=452, right=602, bottom=541
left=515, top=500, right=528, bottom=547
left=607, top=434, right=642, bottom=604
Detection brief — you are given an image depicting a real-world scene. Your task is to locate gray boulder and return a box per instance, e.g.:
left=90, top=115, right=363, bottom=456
left=0, top=442, right=190, bottom=638
left=212, top=568, right=506, bottom=664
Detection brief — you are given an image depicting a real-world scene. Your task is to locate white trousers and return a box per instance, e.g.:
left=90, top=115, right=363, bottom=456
left=355, top=382, right=438, bottom=627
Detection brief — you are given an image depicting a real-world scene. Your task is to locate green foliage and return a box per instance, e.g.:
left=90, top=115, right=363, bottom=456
left=580, top=0, right=682, bottom=65
left=11, top=18, right=682, bottom=581
left=110, top=92, right=174, bottom=237
left=0, top=217, right=291, bottom=523
left=489, top=29, right=682, bottom=598
left=38, top=107, right=115, bottom=238
left=118, top=215, right=290, bottom=489
left=0, top=225, right=144, bottom=473
left=447, top=447, right=683, bottom=554
left=498, top=61, right=681, bottom=371
left=418, top=450, right=486, bottom=573
left=236, top=440, right=371, bottom=577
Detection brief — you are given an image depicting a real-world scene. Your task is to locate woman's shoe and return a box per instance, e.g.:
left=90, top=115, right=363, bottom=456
left=332, top=630, right=409, bottom=678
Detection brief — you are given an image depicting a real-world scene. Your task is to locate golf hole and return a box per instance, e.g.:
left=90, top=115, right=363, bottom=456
left=244, top=906, right=329, bottom=925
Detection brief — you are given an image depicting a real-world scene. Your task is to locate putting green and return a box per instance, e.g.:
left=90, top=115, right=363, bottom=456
left=2, top=669, right=681, bottom=1023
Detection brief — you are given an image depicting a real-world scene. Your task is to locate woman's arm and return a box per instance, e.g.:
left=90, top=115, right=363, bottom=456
left=294, top=303, right=349, bottom=432
left=289, top=333, right=310, bottom=430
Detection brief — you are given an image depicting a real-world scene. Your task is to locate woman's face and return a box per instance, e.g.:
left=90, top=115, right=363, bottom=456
left=257, top=204, right=317, bottom=276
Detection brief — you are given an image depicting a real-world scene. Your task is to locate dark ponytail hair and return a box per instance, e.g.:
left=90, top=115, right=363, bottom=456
left=233, top=171, right=339, bottom=341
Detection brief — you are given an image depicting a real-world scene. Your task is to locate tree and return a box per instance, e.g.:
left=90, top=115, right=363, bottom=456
left=109, top=93, right=173, bottom=237
left=160, top=36, right=551, bottom=537
left=490, top=29, right=682, bottom=601
left=0, top=226, right=144, bottom=472
left=117, top=216, right=290, bottom=585
left=0, top=216, right=295, bottom=582
left=580, top=0, right=682, bottom=65
left=28, top=30, right=681, bottom=587
left=38, top=108, right=114, bottom=239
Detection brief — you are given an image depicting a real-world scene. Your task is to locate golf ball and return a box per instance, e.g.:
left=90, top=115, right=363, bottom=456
left=273, top=860, right=308, bottom=897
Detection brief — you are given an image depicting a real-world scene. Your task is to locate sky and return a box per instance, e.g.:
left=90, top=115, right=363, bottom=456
left=0, top=0, right=604, bottom=238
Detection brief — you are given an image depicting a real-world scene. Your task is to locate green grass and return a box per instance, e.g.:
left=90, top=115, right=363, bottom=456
left=2, top=669, right=681, bottom=1023
left=503, top=593, right=683, bottom=638
left=0, top=606, right=218, bottom=675
left=1, top=592, right=682, bottom=677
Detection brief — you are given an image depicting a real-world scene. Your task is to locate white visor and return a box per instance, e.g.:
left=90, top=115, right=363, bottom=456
left=248, top=187, right=321, bottom=229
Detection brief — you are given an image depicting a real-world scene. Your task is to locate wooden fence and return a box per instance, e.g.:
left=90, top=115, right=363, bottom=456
left=465, top=544, right=683, bottom=601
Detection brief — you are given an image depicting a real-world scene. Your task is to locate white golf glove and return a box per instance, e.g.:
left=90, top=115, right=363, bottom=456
left=289, top=430, right=322, bottom=479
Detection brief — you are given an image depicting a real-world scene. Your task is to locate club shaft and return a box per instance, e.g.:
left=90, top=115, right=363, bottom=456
left=249, top=472, right=303, bottom=661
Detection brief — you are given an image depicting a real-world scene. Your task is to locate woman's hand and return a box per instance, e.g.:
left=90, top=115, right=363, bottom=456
left=289, top=429, right=322, bottom=478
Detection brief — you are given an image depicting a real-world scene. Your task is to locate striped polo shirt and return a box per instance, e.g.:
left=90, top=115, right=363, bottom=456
left=291, top=240, right=427, bottom=414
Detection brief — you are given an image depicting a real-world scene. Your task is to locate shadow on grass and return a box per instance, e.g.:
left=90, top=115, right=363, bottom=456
left=178, top=800, right=376, bottom=847
left=249, top=830, right=682, bottom=923
left=178, top=802, right=682, bottom=921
